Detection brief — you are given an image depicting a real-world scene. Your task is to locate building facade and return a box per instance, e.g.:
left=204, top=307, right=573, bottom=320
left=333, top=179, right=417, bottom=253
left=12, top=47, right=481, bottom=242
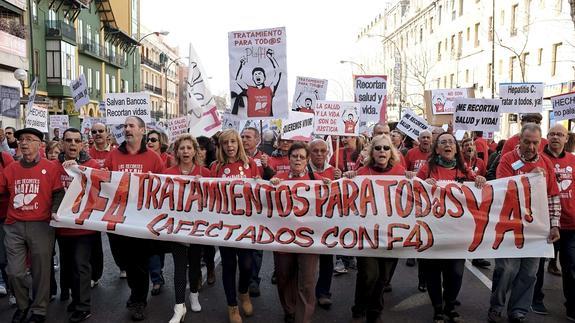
left=355, top=0, right=575, bottom=137
left=139, top=25, right=182, bottom=121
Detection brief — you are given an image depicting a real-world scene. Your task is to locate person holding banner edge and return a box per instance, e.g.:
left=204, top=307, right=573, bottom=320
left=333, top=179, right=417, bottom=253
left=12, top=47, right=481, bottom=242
left=416, top=132, right=487, bottom=323
left=164, top=134, right=210, bottom=323
left=210, top=129, right=259, bottom=323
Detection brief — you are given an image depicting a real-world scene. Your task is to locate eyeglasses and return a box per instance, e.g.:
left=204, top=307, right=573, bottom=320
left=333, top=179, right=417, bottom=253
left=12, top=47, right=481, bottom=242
left=147, top=137, right=159, bottom=143
left=548, top=132, right=566, bottom=137
left=91, top=129, right=105, bottom=134
left=290, top=154, right=307, bottom=160
left=373, top=145, right=391, bottom=151
left=18, top=138, right=40, bottom=143
left=64, top=138, right=83, bottom=144
left=438, top=140, right=456, bottom=146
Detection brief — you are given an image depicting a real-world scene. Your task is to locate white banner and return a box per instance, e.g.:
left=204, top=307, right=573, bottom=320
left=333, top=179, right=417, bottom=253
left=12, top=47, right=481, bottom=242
left=70, top=74, right=90, bottom=111
left=228, top=26, right=288, bottom=119
left=53, top=168, right=553, bottom=259
left=282, top=111, right=314, bottom=141
left=396, top=108, right=430, bottom=140
left=105, top=92, right=151, bottom=124
left=25, top=105, right=48, bottom=133
left=430, top=88, right=469, bottom=115
left=314, top=101, right=360, bottom=137
left=499, top=83, right=543, bottom=113
left=551, top=92, right=575, bottom=122
left=49, top=115, right=69, bottom=132
left=292, top=76, right=328, bottom=113
left=453, top=98, right=502, bottom=132
left=354, top=75, right=387, bottom=133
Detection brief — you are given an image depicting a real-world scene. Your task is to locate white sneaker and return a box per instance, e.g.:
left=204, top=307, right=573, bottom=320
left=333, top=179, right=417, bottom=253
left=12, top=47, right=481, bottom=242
left=0, top=285, right=7, bottom=296
left=333, top=259, right=348, bottom=274
left=168, top=303, right=187, bottom=323
left=91, top=280, right=99, bottom=288
left=9, top=294, right=16, bottom=306
left=190, top=292, right=202, bottom=312
left=120, top=270, right=127, bottom=279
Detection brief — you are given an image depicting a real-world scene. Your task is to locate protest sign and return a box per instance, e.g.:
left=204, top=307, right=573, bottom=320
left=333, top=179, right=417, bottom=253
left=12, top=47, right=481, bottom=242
left=282, top=111, right=314, bottom=141
left=221, top=112, right=241, bottom=131
left=70, top=74, right=90, bottom=111
left=499, top=83, right=543, bottom=113
left=26, top=77, right=37, bottom=111
left=292, top=76, right=328, bottom=113
left=228, top=26, right=288, bottom=119
left=0, top=85, right=20, bottom=118
left=54, top=168, right=553, bottom=259
left=314, top=101, right=360, bottom=137
left=81, top=117, right=106, bottom=136
left=396, top=108, right=430, bottom=140
left=167, top=116, right=189, bottom=139
left=551, top=91, right=575, bottom=121
left=49, top=115, right=69, bottom=133
left=430, top=88, right=468, bottom=114
left=354, top=75, right=387, bottom=133
left=111, top=124, right=125, bottom=144
left=104, top=92, right=151, bottom=124
left=25, top=105, right=48, bottom=132
left=453, top=98, right=502, bottom=132
left=424, top=88, right=474, bottom=126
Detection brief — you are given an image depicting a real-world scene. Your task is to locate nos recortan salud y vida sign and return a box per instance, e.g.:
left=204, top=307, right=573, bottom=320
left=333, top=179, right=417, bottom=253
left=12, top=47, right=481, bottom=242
left=52, top=167, right=554, bottom=259
left=104, top=92, right=152, bottom=124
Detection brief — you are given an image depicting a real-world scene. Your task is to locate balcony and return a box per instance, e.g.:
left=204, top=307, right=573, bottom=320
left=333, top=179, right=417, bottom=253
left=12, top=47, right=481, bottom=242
left=45, top=20, right=76, bottom=44
left=107, top=53, right=126, bottom=68
left=144, top=83, right=162, bottom=96
left=0, top=29, right=27, bottom=68
left=141, top=56, right=163, bottom=72
left=79, top=37, right=104, bottom=58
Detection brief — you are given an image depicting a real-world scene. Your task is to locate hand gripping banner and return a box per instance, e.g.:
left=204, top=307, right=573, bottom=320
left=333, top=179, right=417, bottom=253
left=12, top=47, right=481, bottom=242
left=52, top=167, right=553, bottom=259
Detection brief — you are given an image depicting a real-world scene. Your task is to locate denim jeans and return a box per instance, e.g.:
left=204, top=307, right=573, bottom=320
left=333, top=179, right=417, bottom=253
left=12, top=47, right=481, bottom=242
left=149, top=254, right=165, bottom=285
left=490, top=258, right=538, bottom=317
left=315, top=255, right=333, bottom=298
left=560, top=230, right=575, bottom=315
left=250, top=250, right=263, bottom=287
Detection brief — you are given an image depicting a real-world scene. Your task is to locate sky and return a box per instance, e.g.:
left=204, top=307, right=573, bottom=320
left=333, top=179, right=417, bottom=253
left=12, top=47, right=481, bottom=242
left=140, top=0, right=390, bottom=103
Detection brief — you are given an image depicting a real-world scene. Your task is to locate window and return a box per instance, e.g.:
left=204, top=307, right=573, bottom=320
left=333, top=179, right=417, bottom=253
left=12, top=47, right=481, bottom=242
left=466, top=27, right=470, bottom=41
left=124, top=80, right=129, bottom=93
left=457, top=31, right=463, bottom=57
left=498, top=59, right=503, bottom=75
left=510, top=56, right=516, bottom=81
left=95, top=71, right=100, bottom=90
left=32, top=1, right=38, bottom=23
left=437, top=41, right=442, bottom=61
left=465, top=69, right=469, bottom=82
left=420, top=27, right=423, bottom=43
left=79, top=65, right=84, bottom=78
left=106, top=74, right=110, bottom=93
left=111, top=76, right=116, bottom=93
left=430, top=17, right=434, bottom=33
left=474, top=22, right=480, bottom=47
left=511, top=4, right=518, bottom=36
left=488, top=16, right=493, bottom=41
left=33, top=50, right=39, bottom=77
left=438, top=5, right=442, bottom=25
left=87, top=68, right=93, bottom=89
left=131, top=0, right=139, bottom=38
left=551, top=42, right=562, bottom=76
left=500, top=10, right=505, bottom=26
left=78, top=19, right=83, bottom=44
left=459, top=0, right=464, bottom=16
left=49, top=9, right=56, bottom=22
left=450, top=34, right=455, bottom=56
left=46, top=40, right=76, bottom=86
left=537, top=48, right=543, bottom=65
left=450, top=74, right=454, bottom=88
left=86, top=25, right=91, bottom=45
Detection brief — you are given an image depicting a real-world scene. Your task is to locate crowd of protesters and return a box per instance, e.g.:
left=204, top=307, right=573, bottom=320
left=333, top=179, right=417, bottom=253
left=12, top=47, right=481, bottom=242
left=0, top=112, right=574, bottom=323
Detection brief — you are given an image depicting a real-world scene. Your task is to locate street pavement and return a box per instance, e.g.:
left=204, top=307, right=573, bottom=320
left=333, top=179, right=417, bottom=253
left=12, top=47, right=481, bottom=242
left=0, top=234, right=570, bottom=322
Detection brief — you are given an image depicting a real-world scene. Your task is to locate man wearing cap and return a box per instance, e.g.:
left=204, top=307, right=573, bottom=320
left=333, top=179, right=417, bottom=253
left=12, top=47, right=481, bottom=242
left=501, top=113, right=548, bottom=156
left=0, top=128, right=64, bottom=323
left=105, top=116, right=164, bottom=321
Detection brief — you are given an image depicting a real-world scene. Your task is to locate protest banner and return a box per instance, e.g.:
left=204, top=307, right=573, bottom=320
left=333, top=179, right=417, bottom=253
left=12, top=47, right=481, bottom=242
left=70, top=74, right=90, bottom=111
left=281, top=111, right=314, bottom=141
left=499, top=83, right=543, bottom=113
left=228, top=26, right=288, bottom=120
left=53, top=168, right=553, bottom=259
left=292, top=76, right=328, bottom=113
left=396, top=108, right=430, bottom=140
left=104, top=92, right=151, bottom=124
left=424, top=88, right=474, bottom=125
left=25, top=105, right=48, bottom=132
left=49, top=115, right=69, bottom=133
left=0, top=85, right=20, bottom=118
left=354, top=75, right=387, bottom=133
left=314, top=101, right=360, bottom=137
left=186, top=44, right=222, bottom=138
left=111, top=124, right=125, bottom=144
left=551, top=91, right=575, bottom=121
left=453, top=98, right=502, bottom=132
left=168, top=116, right=189, bottom=139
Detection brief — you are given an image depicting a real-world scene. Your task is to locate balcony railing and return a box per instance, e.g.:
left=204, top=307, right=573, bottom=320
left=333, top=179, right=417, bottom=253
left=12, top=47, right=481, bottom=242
left=79, top=37, right=126, bottom=67
left=141, top=56, right=163, bottom=71
left=144, top=83, right=162, bottom=95
left=45, top=20, right=76, bottom=43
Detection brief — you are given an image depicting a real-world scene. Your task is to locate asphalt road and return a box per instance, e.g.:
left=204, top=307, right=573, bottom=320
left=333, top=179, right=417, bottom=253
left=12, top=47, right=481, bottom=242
left=0, top=234, right=570, bottom=322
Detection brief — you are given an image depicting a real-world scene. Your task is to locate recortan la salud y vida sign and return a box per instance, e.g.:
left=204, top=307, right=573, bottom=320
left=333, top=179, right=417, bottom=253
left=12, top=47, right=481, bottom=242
left=105, top=92, right=152, bottom=124
left=52, top=167, right=553, bottom=259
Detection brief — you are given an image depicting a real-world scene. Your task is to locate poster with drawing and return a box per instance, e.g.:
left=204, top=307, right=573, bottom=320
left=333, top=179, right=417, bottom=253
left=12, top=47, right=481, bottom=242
left=430, top=88, right=469, bottom=115
left=291, top=76, right=328, bottom=114
left=228, top=26, right=288, bottom=119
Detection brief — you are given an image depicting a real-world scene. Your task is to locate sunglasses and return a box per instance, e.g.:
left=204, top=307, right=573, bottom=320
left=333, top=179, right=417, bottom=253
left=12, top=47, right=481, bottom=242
left=147, top=137, right=159, bottom=143
left=91, top=129, right=105, bottom=134
left=64, top=138, right=83, bottom=144
left=373, top=145, right=391, bottom=152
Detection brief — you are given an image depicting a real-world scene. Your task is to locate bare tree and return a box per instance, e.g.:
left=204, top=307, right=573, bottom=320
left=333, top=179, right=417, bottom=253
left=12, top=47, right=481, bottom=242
left=404, top=52, right=435, bottom=114
left=495, top=28, right=529, bottom=82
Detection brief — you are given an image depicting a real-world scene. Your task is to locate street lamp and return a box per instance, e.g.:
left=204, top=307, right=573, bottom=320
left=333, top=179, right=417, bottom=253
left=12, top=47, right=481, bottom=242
left=164, top=56, right=188, bottom=120
left=132, top=30, right=170, bottom=92
left=367, top=34, right=403, bottom=119
left=340, top=60, right=367, bottom=74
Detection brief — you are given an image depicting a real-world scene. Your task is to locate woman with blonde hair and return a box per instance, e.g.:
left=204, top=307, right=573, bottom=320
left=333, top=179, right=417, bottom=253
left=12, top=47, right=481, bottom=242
left=210, top=129, right=260, bottom=323
left=165, top=134, right=210, bottom=323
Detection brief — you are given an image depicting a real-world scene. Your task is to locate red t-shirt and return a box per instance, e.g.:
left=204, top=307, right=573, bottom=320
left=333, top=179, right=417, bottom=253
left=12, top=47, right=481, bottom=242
left=417, top=163, right=476, bottom=182
left=105, top=147, right=165, bottom=174
left=210, top=158, right=259, bottom=179
left=489, top=141, right=498, bottom=154
left=88, top=146, right=111, bottom=169
left=474, top=137, right=489, bottom=165
left=249, top=150, right=267, bottom=177
left=160, top=152, right=175, bottom=168
left=0, top=158, right=64, bottom=224
left=545, top=151, right=575, bottom=229
left=405, top=148, right=431, bottom=173
left=501, top=135, right=548, bottom=157
left=496, top=150, right=559, bottom=197
left=275, top=172, right=317, bottom=181
left=357, top=163, right=406, bottom=176
left=247, top=86, right=273, bottom=117
left=330, top=147, right=358, bottom=172
left=54, top=158, right=100, bottom=236
left=0, top=152, right=15, bottom=220
left=314, top=166, right=335, bottom=180
left=164, top=165, right=211, bottom=177
left=269, top=155, right=290, bottom=174
left=465, top=156, right=486, bottom=177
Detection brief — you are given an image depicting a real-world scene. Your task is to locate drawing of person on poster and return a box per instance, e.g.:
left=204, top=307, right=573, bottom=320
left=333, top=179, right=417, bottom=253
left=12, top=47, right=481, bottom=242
left=233, top=49, right=282, bottom=118
left=295, top=90, right=319, bottom=114
left=342, top=110, right=358, bottom=134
